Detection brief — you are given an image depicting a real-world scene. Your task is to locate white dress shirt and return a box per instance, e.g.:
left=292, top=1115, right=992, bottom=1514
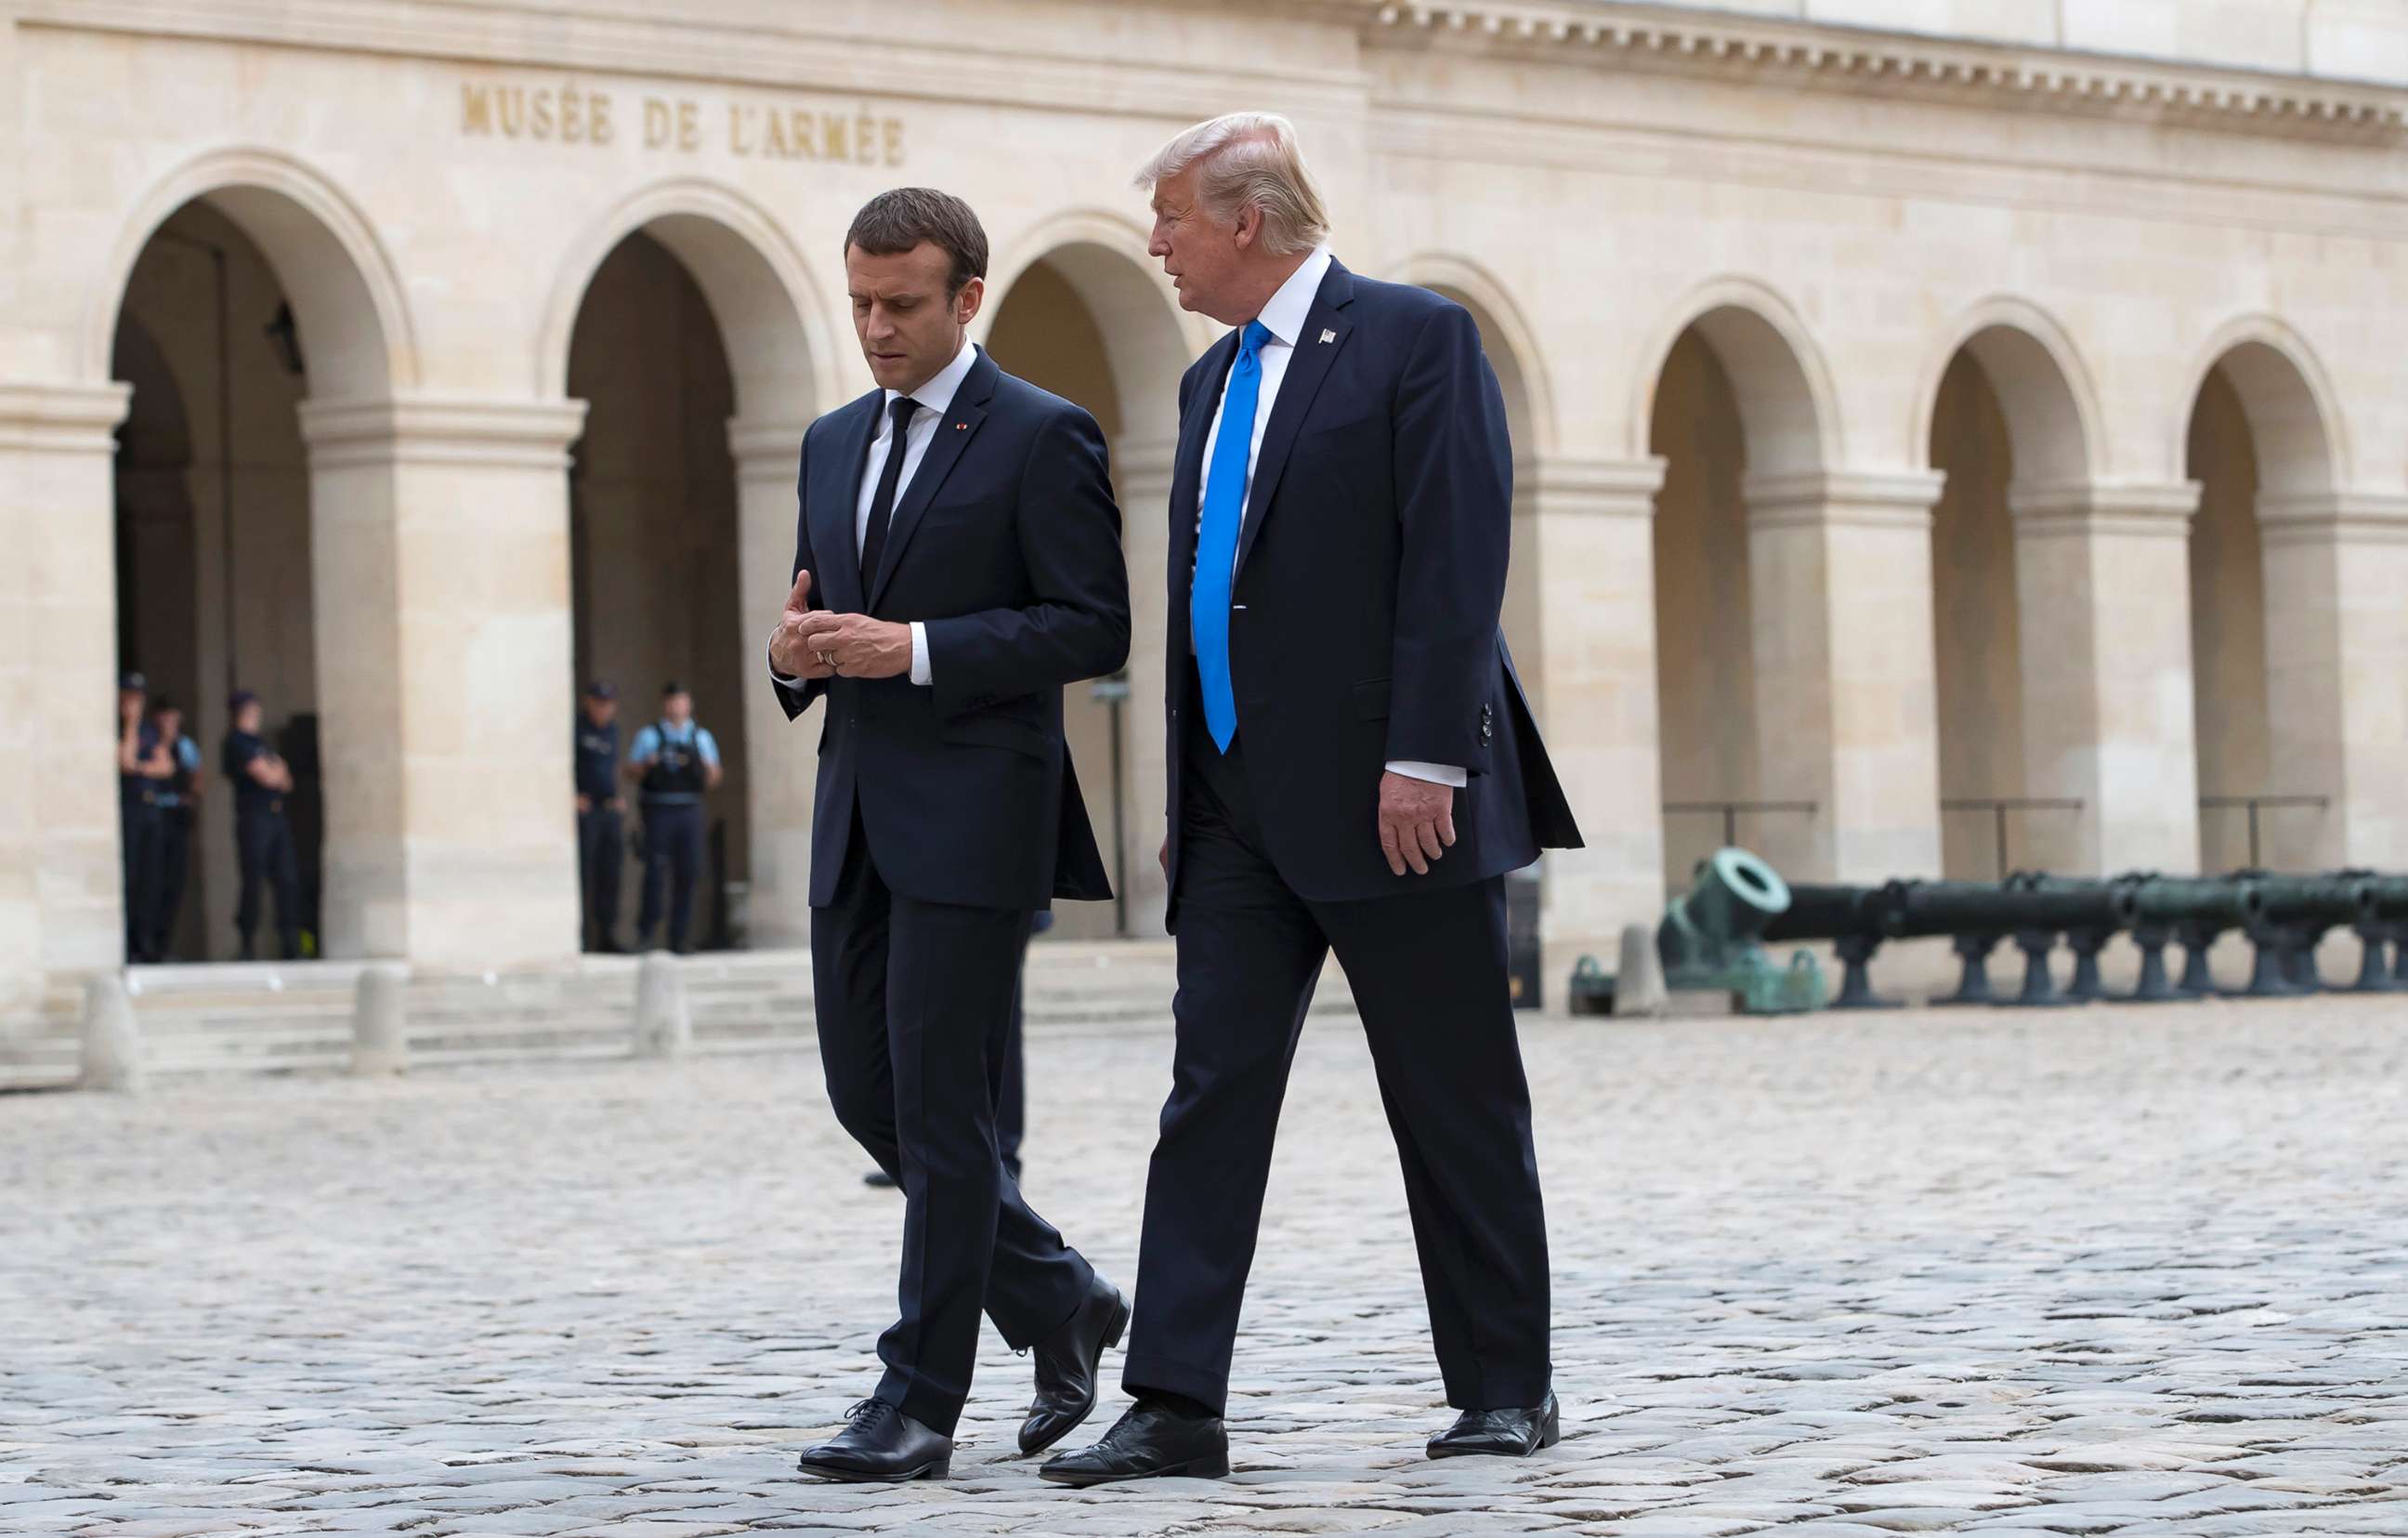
left=1195, top=248, right=1465, bottom=789
left=774, top=336, right=981, bottom=690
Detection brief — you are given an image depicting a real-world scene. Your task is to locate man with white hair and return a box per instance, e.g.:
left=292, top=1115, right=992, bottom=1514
left=1042, top=112, right=1582, bottom=1486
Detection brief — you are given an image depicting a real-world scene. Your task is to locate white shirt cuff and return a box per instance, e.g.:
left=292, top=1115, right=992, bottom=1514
left=1386, top=759, right=1467, bottom=788
left=909, top=622, right=931, bottom=687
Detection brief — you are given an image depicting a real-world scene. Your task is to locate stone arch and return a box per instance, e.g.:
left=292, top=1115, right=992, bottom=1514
left=1915, top=298, right=2103, bottom=492
left=1633, top=276, right=1840, bottom=478
left=539, top=177, right=831, bottom=427
left=984, top=209, right=1199, bottom=451
left=88, top=146, right=415, bottom=401
left=1389, top=252, right=1557, bottom=458
left=2180, top=316, right=2348, bottom=504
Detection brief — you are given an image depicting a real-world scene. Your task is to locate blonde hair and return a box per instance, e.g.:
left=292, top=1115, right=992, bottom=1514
left=1134, top=112, right=1331, bottom=256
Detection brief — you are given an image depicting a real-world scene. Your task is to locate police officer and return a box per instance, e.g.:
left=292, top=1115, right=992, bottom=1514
left=116, top=671, right=171, bottom=963
left=143, top=696, right=205, bottom=962
left=624, top=681, right=721, bottom=954
left=574, top=680, right=627, bottom=953
left=222, top=689, right=301, bottom=961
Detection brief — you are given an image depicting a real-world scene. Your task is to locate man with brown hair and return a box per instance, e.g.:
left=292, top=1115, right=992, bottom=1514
left=768, top=188, right=1132, bottom=1483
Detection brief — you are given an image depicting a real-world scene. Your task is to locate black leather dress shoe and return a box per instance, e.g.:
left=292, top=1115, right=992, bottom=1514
left=1040, top=1401, right=1229, bottom=1486
left=794, top=1400, right=952, bottom=1483
left=1427, top=1390, right=1561, bottom=1458
left=1018, top=1277, right=1131, bottom=1455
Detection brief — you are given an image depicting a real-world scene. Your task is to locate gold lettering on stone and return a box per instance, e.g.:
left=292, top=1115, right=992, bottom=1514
left=459, top=77, right=905, bottom=165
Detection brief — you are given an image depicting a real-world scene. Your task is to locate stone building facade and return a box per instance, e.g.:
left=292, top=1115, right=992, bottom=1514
left=4, top=0, right=2405, bottom=1005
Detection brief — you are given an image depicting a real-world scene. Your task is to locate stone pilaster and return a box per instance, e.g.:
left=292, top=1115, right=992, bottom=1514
left=2008, top=482, right=2203, bottom=876
left=1742, top=469, right=1947, bottom=885
left=727, top=416, right=814, bottom=951
left=297, top=394, right=588, bottom=969
left=1528, top=455, right=1669, bottom=990
left=2258, top=490, right=2408, bottom=872
left=0, top=380, right=133, bottom=999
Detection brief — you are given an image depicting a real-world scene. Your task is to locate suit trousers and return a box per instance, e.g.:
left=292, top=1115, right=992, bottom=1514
left=234, top=808, right=301, bottom=957
left=1122, top=709, right=1552, bottom=1416
left=811, top=800, right=1093, bottom=1435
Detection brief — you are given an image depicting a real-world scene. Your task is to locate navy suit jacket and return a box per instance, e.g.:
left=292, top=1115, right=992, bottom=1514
left=1163, top=259, right=1581, bottom=920
left=774, top=348, right=1129, bottom=911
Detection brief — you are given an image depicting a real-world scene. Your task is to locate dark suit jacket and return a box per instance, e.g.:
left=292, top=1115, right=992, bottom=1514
left=774, top=347, right=1129, bottom=911
left=1163, top=259, right=1582, bottom=920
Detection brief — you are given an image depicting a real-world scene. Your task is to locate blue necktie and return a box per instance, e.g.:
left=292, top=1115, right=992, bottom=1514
left=1194, top=320, right=1272, bottom=753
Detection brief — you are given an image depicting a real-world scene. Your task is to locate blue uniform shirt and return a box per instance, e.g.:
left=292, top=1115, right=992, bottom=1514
left=630, top=720, right=719, bottom=805
left=155, top=736, right=202, bottom=809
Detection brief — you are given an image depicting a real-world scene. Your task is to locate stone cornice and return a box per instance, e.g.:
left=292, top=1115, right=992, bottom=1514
left=2258, top=491, right=2408, bottom=547
left=0, top=381, right=132, bottom=454
left=2008, top=481, right=2201, bottom=539
left=1742, top=468, right=1944, bottom=529
left=297, top=394, right=588, bottom=470
left=1523, top=454, right=1667, bottom=517
left=1368, top=2, right=2408, bottom=142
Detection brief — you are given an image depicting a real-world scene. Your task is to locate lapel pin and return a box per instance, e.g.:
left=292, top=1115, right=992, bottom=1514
left=1319, top=329, right=1336, bottom=344
left=954, top=421, right=966, bottom=430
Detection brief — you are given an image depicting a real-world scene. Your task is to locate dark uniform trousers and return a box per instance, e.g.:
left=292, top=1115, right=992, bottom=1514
left=812, top=800, right=1092, bottom=1437
left=636, top=802, right=703, bottom=949
left=121, top=795, right=162, bottom=960
left=236, top=804, right=301, bottom=956
left=577, top=805, right=624, bottom=947
left=148, top=805, right=193, bottom=958
left=1122, top=700, right=1553, bottom=1418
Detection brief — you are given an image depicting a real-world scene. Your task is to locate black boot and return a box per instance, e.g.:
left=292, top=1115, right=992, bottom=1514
left=1427, top=1391, right=1562, bottom=1459
left=1040, top=1400, right=1228, bottom=1487
left=794, top=1400, right=951, bottom=1484
left=1018, top=1277, right=1130, bottom=1455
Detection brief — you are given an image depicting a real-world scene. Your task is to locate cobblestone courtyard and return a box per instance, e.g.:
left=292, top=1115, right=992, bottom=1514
left=6, top=995, right=2406, bottom=1535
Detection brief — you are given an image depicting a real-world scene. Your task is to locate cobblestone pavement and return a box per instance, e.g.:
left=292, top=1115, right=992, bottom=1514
left=6, top=994, right=2407, bottom=1536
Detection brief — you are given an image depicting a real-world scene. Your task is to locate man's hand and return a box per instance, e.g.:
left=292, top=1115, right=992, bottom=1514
left=1377, top=770, right=1457, bottom=877
left=768, top=569, right=836, bottom=680
left=793, top=611, right=914, bottom=680
left=576, top=794, right=592, bottom=815
left=1158, top=835, right=1170, bottom=877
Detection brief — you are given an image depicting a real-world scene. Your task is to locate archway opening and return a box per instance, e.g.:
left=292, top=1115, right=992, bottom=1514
left=1647, top=327, right=1758, bottom=891
left=2185, top=341, right=2336, bottom=873
left=564, top=230, right=750, bottom=952
left=111, top=199, right=321, bottom=963
left=1927, top=351, right=2024, bottom=878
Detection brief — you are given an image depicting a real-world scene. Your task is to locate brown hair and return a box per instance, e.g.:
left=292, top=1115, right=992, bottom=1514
left=844, top=188, right=988, bottom=296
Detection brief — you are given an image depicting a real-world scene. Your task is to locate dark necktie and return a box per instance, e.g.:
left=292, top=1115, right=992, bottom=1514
left=859, top=395, right=921, bottom=593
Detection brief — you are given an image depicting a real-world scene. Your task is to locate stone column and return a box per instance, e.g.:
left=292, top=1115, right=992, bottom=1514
left=2258, top=491, right=2408, bottom=872
left=297, top=395, right=588, bottom=969
left=728, top=416, right=815, bottom=951
left=0, top=381, right=133, bottom=1002
left=1528, top=455, right=1669, bottom=989
left=1741, top=470, right=1947, bottom=886
left=2009, top=482, right=2204, bottom=876
left=1113, top=435, right=1177, bottom=938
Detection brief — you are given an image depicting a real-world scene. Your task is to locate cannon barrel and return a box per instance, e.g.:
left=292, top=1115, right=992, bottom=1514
left=1759, top=882, right=1888, bottom=944
left=2248, top=872, right=2376, bottom=928
left=2361, top=874, right=2408, bottom=924
left=2128, top=875, right=2262, bottom=929
left=1884, top=877, right=2127, bottom=940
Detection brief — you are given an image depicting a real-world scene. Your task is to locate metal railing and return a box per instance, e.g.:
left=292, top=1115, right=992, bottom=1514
left=1662, top=799, right=1818, bottom=848
left=2200, top=794, right=2330, bottom=869
left=1940, top=797, right=2084, bottom=879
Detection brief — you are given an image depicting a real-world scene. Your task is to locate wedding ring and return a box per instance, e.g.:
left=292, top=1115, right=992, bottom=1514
left=817, top=651, right=835, bottom=667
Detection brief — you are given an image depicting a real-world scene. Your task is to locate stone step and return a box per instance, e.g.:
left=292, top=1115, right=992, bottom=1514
left=0, top=941, right=1354, bottom=1090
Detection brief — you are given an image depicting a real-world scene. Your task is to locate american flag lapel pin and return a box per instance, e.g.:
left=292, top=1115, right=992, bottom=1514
left=1319, top=328, right=1336, bottom=344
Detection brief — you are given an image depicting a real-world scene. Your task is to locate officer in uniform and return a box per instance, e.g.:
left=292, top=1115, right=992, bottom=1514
left=116, top=671, right=171, bottom=963
left=143, top=696, right=205, bottom=962
left=222, top=688, right=301, bottom=961
left=574, top=680, right=627, bottom=953
left=624, top=680, right=721, bottom=954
